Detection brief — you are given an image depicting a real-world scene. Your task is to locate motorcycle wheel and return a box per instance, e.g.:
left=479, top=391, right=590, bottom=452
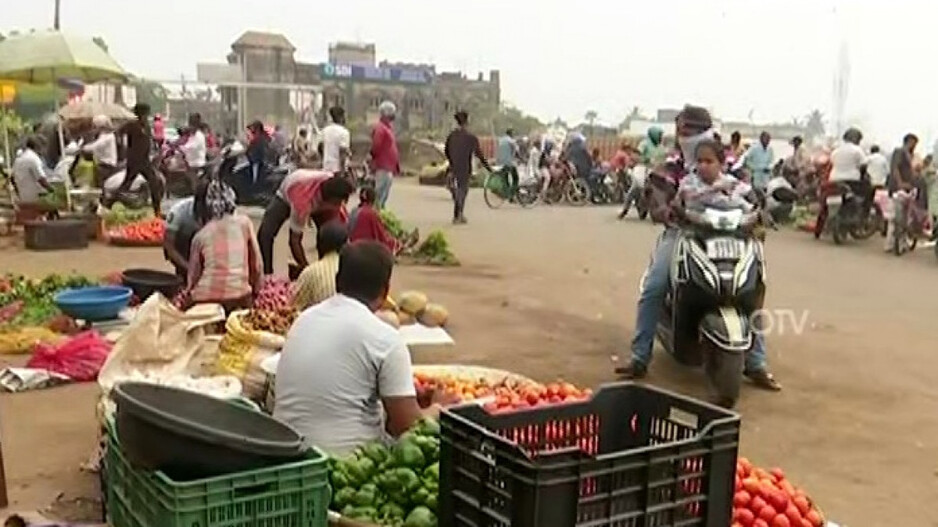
left=564, top=179, right=591, bottom=206
left=831, top=216, right=848, bottom=245
left=703, top=341, right=744, bottom=409
left=851, top=207, right=883, bottom=240
left=516, top=184, right=540, bottom=208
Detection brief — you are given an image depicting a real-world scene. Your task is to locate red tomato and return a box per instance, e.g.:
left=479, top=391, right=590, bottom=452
left=742, top=478, right=761, bottom=496
left=735, top=508, right=755, bottom=527
left=792, top=495, right=810, bottom=516
left=784, top=503, right=803, bottom=524
left=753, top=519, right=770, bottom=527
left=800, top=520, right=813, bottom=527
left=738, top=457, right=753, bottom=477
left=769, top=467, right=786, bottom=481
left=483, top=402, right=498, bottom=413
left=750, top=496, right=767, bottom=516
left=768, top=491, right=789, bottom=513
left=758, top=505, right=777, bottom=523
left=804, top=510, right=823, bottom=527
left=735, top=475, right=743, bottom=491
left=733, top=490, right=751, bottom=508
left=771, top=514, right=791, bottom=527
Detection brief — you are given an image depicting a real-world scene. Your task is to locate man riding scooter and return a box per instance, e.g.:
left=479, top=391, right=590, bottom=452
left=615, top=105, right=782, bottom=393
left=619, top=126, right=666, bottom=219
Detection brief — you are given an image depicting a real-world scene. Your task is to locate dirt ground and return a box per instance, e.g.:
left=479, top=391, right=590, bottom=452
left=1, top=180, right=937, bottom=526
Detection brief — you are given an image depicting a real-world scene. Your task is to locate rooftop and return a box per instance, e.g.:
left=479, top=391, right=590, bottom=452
left=232, top=31, right=296, bottom=51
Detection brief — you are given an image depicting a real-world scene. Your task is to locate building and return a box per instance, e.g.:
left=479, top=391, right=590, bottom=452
left=199, top=32, right=500, bottom=136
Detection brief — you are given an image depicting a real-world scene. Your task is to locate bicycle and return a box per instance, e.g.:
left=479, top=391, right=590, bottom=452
left=483, top=166, right=540, bottom=209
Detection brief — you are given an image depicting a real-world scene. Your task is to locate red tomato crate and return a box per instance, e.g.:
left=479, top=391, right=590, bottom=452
left=439, top=382, right=740, bottom=527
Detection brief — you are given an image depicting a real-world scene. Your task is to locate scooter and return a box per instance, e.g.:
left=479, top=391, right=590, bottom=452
left=224, top=143, right=292, bottom=207
left=658, top=205, right=765, bottom=408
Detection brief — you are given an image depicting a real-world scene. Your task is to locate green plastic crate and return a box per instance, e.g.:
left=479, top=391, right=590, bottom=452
left=104, top=419, right=331, bottom=527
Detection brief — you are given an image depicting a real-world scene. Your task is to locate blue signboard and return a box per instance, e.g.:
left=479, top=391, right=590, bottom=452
left=321, top=63, right=430, bottom=84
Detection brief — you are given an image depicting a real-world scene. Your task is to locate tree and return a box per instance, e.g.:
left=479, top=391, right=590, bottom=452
left=584, top=110, right=598, bottom=137
left=491, top=105, right=543, bottom=137
left=805, top=110, right=825, bottom=140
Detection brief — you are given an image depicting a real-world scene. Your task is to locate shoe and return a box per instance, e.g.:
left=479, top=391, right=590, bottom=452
left=457, top=216, right=468, bottom=224
left=618, top=208, right=629, bottom=220
left=614, top=360, right=647, bottom=379
left=744, top=369, right=782, bottom=391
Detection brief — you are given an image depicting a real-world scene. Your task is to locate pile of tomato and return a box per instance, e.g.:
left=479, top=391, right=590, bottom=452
left=108, top=217, right=166, bottom=243
left=413, top=372, right=591, bottom=412
left=733, top=458, right=825, bottom=527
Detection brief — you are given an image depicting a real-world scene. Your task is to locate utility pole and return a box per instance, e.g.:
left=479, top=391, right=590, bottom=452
left=54, top=0, right=61, bottom=30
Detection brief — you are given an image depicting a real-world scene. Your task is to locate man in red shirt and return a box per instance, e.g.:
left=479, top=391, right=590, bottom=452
left=370, top=101, right=400, bottom=209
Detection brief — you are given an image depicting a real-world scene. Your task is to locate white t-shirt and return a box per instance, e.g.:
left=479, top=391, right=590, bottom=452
left=866, top=152, right=889, bottom=187
left=83, top=132, right=118, bottom=166
left=11, top=149, right=48, bottom=203
left=182, top=130, right=207, bottom=168
left=274, top=294, right=416, bottom=456
left=829, top=143, right=866, bottom=182
left=321, top=123, right=351, bottom=173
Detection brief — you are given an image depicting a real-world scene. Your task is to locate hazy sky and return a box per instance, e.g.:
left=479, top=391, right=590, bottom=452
left=5, top=0, right=936, bottom=146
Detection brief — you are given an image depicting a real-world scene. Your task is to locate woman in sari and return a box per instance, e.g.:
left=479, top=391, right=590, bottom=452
left=347, top=186, right=417, bottom=255
left=187, top=179, right=262, bottom=313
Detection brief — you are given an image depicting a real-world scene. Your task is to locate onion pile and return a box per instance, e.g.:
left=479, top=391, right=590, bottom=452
left=254, top=276, right=293, bottom=311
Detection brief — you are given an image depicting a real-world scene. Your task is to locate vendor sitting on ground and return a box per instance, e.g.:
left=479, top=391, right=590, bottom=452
left=187, top=180, right=262, bottom=313
left=256, top=171, right=354, bottom=274
left=275, top=241, right=447, bottom=455
left=293, top=220, right=348, bottom=310
left=348, top=186, right=418, bottom=255
left=11, top=136, right=57, bottom=216
left=164, top=181, right=209, bottom=278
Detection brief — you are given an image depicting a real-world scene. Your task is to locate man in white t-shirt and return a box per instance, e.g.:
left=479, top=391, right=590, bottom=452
left=274, top=241, right=445, bottom=455
left=816, top=128, right=869, bottom=238
left=83, top=115, right=119, bottom=185
left=321, top=106, right=351, bottom=174
left=181, top=114, right=208, bottom=191
left=866, top=145, right=889, bottom=188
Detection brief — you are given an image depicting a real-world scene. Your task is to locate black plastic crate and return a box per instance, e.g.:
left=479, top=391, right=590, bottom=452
left=439, top=382, right=740, bottom=527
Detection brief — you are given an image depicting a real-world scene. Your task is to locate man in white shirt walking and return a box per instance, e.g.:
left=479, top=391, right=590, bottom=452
left=181, top=113, right=208, bottom=192
left=83, top=115, right=119, bottom=186
left=321, top=106, right=351, bottom=175
left=274, top=241, right=446, bottom=455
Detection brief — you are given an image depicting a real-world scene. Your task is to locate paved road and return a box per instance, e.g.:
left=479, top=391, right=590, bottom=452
left=2, top=181, right=936, bottom=525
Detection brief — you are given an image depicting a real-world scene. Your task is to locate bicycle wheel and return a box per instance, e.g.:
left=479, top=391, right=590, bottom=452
left=483, top=172, right=508, bottom=209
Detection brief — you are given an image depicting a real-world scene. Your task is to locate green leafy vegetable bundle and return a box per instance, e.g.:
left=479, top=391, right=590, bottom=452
left=0, top=274, right=97, bottom=328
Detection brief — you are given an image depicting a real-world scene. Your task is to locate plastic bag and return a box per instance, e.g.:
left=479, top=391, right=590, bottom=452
left=27, top=331, right=111, bottom=381
left=216, top=310, right=284, bottom=400
left=97, top=294, right=225, bottom=392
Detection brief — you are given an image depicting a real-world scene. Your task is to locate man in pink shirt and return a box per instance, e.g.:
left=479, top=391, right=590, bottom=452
left=370, top=101, right=400, bottom=209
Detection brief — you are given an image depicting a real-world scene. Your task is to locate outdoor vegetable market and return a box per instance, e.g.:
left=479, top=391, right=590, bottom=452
left=9, top=3, right=938, bottom=527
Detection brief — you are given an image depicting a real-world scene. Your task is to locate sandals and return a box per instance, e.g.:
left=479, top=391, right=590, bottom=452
left=744, top=369, right=783, bottom=391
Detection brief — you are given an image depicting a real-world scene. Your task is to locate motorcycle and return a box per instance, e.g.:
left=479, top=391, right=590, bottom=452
left=542, top=160, right=590, bottom=206
left=821, top=181, right=881, bottom=244
left=587, top=164, right=626, bottom=205
left=223, top=143, right=292, bottom=207
left=658, top=205, right=765, bottom=408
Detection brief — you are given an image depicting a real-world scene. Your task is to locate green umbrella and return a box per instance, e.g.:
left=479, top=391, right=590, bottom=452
left=0, top=29, right=128, bottom=83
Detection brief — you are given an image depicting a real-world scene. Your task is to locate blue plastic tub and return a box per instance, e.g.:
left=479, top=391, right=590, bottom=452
left=54, top=286, right=133, bottom=321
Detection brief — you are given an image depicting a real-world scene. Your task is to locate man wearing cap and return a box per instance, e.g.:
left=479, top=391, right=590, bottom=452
left=370, top=101, right=399, bottom=209
left=83, top=115, right=119, bottom=187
